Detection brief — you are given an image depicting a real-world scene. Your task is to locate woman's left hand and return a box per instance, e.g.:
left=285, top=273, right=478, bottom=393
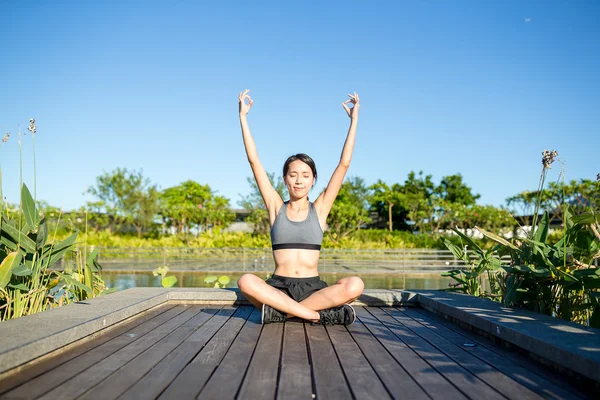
left=238, top=89, right=254, bottom=116
left=342, top=92, right=360, bottom=120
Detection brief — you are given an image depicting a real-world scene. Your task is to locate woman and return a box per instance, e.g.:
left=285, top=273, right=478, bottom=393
left=236, top=89, right=364, bottom=325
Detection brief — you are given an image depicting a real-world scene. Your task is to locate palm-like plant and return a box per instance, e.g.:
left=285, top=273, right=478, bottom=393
left=443, top=151, right=600, bottom=326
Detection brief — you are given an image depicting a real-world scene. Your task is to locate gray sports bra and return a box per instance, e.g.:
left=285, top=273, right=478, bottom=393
left=270, top=202, right=324, bottom=251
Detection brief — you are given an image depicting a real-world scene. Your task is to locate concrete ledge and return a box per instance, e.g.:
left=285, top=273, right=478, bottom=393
left=414, top=290, right=600, bottom=383
left=354, top=289, right=417, bottom=306
left=0, top=288, right=168, bottom=375
left=167, top=287, right=245, bottom=303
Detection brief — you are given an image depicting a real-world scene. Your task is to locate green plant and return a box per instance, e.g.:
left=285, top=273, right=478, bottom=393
left=477, top=208, right=600, bottom=325
left=0, top=119, right=112, bottom=320
left=441, top=230, right=503, bottom=299
left=204, top=275, right=230, bottom=288
left=0, top=184, right=112, bottom=320
left=442, top=151, right=600, bottom=327
left=152, top=265, right=177, bottom=288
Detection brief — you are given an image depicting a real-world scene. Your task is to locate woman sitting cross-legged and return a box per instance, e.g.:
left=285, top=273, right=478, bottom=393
left=236, top=89, right=364, bottom=325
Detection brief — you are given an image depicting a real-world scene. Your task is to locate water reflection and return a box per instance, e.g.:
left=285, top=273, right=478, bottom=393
left=101, top=270, right=453, bottom=291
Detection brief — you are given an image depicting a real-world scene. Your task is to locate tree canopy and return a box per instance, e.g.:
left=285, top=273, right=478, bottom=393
left=160, top=180, right=235, bottom=234
left=63, top=166, right=597, bottom=240
left=87, top=168, right=159, bottom=237
left=327, top=177, right=372, bottom=240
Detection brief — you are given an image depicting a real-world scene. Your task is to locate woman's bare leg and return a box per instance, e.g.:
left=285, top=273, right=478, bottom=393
left=237, top=274, right=320, bottom=321
left=300, top=276, right=364, bottom=311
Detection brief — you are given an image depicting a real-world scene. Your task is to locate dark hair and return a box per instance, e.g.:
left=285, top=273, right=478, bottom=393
left=283, top=153, right=317, bottom=181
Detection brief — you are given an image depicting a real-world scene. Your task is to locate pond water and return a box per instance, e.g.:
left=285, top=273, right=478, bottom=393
left=101, top=270, right=454, bottom=292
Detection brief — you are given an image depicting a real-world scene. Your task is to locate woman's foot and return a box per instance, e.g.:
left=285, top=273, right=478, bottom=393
left=316, top=304, right=356, bottom=326
left=261, top=304, right=287, bottom=324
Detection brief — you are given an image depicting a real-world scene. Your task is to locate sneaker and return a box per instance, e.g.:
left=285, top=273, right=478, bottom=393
left=317, top=304, right=356, bottom=326
left=261, top=304, right=287, bottom=324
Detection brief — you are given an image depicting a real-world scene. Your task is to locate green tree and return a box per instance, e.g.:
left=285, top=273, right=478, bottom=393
left=135, top=186, right=161, bottom=237
left=436, top=174, right=480, bottom=206
left=327, top=176, right=372, bottom=240
left=447, top=203, right=515, bottom=236
left=238, top=173, right=285, bottom=234
left=507, top=179, right=599, bottom=221
left=404, top=170, right=435, bottom=198
left=433, top=174, right=485, bottom=235
left=160, top=180, right=212, bottom=234
left=403, top=171, right=436, bottom=233
left=402, top=171, right=493, bottom=235
left=87, top=168, right=160, bottom=237
left=369, top=180, right=407, bottom=231
left=199, top=195, right=236, bottom=231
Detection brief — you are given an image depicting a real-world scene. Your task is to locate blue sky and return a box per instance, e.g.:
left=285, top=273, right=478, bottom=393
left=1, top=0, right=598, bottom=212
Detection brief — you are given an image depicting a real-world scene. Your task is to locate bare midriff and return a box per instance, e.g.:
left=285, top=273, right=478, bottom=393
left=273, top=248, right=320, bottom=277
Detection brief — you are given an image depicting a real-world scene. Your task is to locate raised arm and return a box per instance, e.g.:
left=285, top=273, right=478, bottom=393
left=239, top=90, right=283, bottom=222
left=314, top=92, right=360, bottom=222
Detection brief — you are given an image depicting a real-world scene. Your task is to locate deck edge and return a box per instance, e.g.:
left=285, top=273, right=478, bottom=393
left=0, top=288, right=168, bottom=375
left=413, top=290, right=600, bottom=383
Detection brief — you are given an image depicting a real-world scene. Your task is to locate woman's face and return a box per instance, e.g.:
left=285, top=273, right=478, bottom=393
left=284, top=160, right=315, bottom=198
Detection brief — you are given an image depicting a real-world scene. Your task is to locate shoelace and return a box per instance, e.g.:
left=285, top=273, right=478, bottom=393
left=271, top=309, right=286, bottom=322
left=316, top=308, right=343, bottom=326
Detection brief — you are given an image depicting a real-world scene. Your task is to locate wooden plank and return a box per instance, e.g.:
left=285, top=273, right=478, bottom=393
left=277, top=322, right=313, bottom=400
left=350, top=307, right=435, bottom=400
left=356, top=307, right=465, bottom=400
left=117, top=306, right=237, bottom=400
left=76, top=305, right=223, bottom=400
left=326, top=323, right=392, bottom=399
left=199, top=364, right=245, bottom=399
left=281, top=321, right=309, bottom=365
left=383, top=307, right=525, bottom=399
left=236, top=321, right=283, bottom=399
left=189, top=306, right=255, bottom=366
left=413, top=307, right=591, bottom=398
left=197, top=308, right=262, bottom=400
left=35, top=305, right=209, bottom=400
left=158, top=364, right=216, bottom=400
left=157, top=306, right=254, bottom=400
left=0, top=303, right=175, bottom=395
left=1, top=304, right=188, bottom=400
left=408, top=307, right=587, bottom=400
left=305, top=322, right=353, bottom=399
left=278, top=365, right=312, bottom=400
left=122, top=305, right=251, bottom=399
left=395, top=308, right=547, bottom=399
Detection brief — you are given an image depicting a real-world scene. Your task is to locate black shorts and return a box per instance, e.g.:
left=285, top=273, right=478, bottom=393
left=265, top=274, right=328, bottom=302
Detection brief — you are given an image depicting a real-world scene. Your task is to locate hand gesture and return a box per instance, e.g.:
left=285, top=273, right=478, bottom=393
left=342, top=92, right=360, bottom=120
left=238, top=89, right=253, bottom=116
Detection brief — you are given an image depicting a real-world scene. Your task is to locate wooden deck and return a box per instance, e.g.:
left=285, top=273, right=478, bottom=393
left=0, top=304, right=592, bottom=400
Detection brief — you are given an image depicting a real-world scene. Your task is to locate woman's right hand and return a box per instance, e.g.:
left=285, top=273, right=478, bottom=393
left=342, top=92, right=360, bottom=120
left=238, top=89, right=253, bottom=116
